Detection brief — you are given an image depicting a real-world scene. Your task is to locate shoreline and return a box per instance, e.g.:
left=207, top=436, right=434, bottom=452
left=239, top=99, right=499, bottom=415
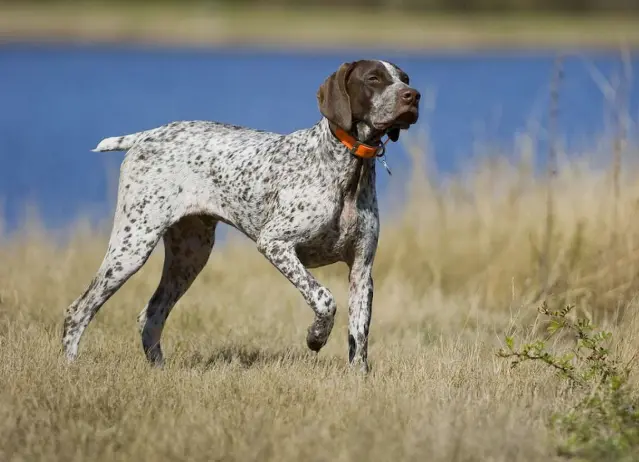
left=1, top=5, right=639, bottom=51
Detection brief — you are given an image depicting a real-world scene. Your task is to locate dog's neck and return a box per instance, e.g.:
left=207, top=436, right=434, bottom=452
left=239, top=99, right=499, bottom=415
left=319, top=116, right=377, bottom=142
left=313, top=117, right=377, bottom=185
left=323, top=119, right=384, bottom=151
left=312, top=118, right=376, bottom=201
left=352, top=121, right=381, bottom=144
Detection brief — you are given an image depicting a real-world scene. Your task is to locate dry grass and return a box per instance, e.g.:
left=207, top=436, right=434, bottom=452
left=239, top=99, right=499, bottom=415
left=3, top=3, right=639, bottom=50
left=2, top=82, right=639, bottom=459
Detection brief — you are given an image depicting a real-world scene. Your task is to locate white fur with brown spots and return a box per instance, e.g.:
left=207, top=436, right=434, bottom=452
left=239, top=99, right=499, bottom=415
left=62, top=59, right=420, bottom=373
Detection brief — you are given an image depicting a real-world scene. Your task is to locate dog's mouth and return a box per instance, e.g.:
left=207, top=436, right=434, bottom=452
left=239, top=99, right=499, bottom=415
left=374, top=107, right=419, bottom=133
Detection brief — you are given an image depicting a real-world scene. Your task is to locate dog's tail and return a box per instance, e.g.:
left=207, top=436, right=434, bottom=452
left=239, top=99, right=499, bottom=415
left=92, top=131, right=149, bottom=152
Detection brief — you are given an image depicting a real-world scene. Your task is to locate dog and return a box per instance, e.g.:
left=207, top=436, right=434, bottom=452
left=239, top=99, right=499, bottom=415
left=62, top=59, right=420, bottom=373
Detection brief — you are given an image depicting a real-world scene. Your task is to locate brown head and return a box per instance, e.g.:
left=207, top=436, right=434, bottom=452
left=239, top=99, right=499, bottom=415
left=317, top=59, right=420, bottom=144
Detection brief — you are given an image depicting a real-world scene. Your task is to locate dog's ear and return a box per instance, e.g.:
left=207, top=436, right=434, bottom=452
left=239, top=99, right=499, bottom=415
left=317, top=62, right=356, bottom=132
left=387, top=127, right=401, bottom=142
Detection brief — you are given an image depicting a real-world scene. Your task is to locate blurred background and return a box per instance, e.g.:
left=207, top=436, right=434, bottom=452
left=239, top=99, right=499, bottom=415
left=0, top=0, right=638, bottom=236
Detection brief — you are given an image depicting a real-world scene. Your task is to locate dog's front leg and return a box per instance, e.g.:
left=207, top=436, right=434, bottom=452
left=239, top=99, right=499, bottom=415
left=347, top=192, right=379, bottom=374
left=257, top=236, right=336, bottom=353
left=347, top=252, right=374, bottom=374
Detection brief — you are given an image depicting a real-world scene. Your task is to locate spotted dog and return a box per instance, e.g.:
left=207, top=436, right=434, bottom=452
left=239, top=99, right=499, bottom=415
left=62, top=59, right=420, bottom=373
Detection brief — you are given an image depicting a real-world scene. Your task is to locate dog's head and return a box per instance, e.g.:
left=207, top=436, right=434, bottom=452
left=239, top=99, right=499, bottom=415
left=317, top=59, right=420, bottom=143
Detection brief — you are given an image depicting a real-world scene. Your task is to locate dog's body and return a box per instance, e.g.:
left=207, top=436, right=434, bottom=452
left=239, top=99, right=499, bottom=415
left=62, top=59, right=420, bottom=372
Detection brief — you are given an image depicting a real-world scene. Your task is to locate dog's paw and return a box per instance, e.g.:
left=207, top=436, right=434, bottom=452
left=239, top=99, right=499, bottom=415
left=306, top=316, right=333, bottom=352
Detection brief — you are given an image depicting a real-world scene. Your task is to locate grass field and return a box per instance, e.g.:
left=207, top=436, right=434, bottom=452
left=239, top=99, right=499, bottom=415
left=2, top=3, right=639, bottom=50
left=2, top=115, right=639, bottom=459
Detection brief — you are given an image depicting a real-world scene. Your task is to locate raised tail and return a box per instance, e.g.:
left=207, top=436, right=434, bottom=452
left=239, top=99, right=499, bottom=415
left=91, top=131, right=148, bottom=152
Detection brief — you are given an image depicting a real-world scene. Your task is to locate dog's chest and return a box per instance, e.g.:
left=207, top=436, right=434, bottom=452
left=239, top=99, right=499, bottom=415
left=295, top=171, right=372, bottom=268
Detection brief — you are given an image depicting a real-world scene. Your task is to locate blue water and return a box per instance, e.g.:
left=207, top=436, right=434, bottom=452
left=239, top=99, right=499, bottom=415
left=1, top=43, right=637, bottom=234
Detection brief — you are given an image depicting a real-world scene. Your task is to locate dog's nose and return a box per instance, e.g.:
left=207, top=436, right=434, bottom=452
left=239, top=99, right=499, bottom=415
left=401, top=88, right=420, bottom=105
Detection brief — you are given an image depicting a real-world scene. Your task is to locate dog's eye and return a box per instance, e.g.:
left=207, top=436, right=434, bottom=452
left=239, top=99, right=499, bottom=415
left=367, top=75, right=380, bottom=83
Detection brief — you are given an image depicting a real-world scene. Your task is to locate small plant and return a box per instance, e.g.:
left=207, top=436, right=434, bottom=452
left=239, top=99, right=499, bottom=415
left=498, top=303, right=639, bottom=461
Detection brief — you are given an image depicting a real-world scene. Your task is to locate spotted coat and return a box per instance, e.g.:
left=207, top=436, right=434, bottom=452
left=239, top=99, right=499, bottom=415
left=62, top=59, right=420, bottom=373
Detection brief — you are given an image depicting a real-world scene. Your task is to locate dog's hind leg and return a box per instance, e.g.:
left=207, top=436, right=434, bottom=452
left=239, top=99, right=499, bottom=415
left=136, top=214, right=217, bottom=366
left=62, top=210, right=166, bottom=362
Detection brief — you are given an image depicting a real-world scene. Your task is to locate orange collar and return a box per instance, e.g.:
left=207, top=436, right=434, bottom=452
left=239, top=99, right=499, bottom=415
left=334, top=127, right=389, bottom=159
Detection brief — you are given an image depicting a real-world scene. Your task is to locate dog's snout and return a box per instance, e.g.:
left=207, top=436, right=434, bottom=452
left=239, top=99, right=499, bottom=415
left=401, top=88, right=420, bottom=105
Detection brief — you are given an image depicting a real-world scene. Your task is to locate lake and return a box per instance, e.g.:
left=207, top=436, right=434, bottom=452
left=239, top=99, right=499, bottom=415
left=1, top=43, right=637, bottom=234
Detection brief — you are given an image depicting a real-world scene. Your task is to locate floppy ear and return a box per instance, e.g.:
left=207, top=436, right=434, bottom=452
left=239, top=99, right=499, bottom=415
left=317, top=62, right=356, bottom=132
left=387, top=127, right=401, bottom=142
